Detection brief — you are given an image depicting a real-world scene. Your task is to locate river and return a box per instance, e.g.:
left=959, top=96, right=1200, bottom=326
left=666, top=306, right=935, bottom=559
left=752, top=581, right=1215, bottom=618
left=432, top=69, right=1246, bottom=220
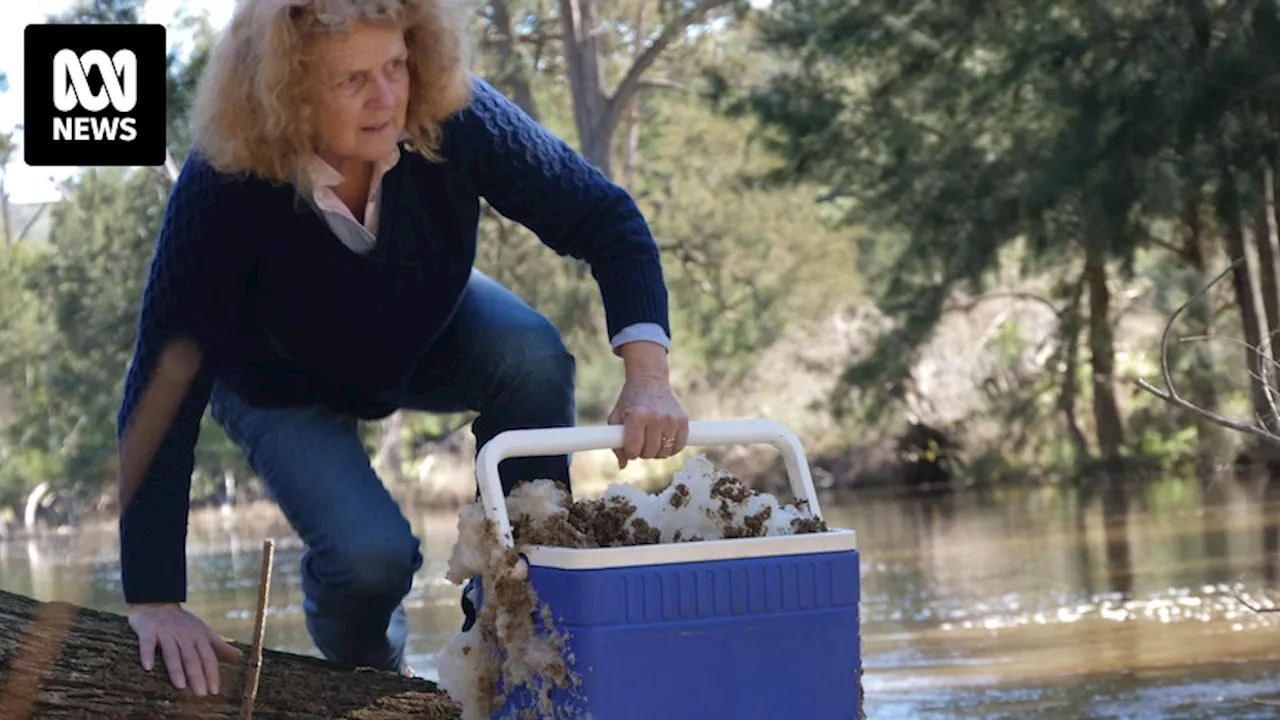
left=4, top=472, right=1280, bottom=718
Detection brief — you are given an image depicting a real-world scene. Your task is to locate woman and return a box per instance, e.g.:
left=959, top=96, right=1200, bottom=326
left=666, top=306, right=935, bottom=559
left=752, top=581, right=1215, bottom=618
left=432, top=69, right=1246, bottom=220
left=116, top=0, right=689, bottom=697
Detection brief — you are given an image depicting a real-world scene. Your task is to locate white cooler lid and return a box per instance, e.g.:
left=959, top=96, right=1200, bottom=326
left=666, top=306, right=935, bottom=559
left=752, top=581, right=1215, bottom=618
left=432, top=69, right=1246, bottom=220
left=523, top=528, right=857, bottom=570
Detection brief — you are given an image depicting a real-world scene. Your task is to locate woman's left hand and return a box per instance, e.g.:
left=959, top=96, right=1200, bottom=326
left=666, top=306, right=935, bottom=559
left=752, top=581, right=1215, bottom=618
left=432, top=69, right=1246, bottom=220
left=608, top=343, right=689, bottom=469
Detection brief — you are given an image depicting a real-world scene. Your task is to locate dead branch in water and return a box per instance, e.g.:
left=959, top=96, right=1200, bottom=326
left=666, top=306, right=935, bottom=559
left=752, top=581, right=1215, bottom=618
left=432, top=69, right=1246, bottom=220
left=1134, top=258, right=1280, bottom=443
left=1232, top=559, right=1280, bottom=614
left=1138, top=266, right=1280, bottom=616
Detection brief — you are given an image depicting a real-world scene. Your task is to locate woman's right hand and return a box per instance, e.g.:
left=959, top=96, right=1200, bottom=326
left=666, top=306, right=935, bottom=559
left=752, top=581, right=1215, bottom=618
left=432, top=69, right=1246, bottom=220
left=127, top=602, right=242, bottom=696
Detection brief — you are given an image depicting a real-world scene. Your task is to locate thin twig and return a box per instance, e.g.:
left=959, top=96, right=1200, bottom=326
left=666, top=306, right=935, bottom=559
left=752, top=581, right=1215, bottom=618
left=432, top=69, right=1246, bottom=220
left=1177, top=334, right=1280, bottom=378
left=1176, top=333, right=1280, bottom=420
left=1231, top=558, right=1280, bottom=614
left=1134, top=257, right=1280, bottom=444
left=1233, top=587, right=1280, bottom=613
left=240, top=539, right=275, bottom=720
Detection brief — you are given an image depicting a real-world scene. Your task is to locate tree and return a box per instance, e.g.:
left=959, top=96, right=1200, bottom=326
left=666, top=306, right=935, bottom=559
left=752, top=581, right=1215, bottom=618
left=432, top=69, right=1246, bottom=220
left=479, top=0, right=745, bottom=177
left=0, top=0, right=247, bottom=507
left=0, top=0, right=867, bottom=509
left=717, top=0, right=1280, bottom=470
left=0, top=71, right=12, bottom=245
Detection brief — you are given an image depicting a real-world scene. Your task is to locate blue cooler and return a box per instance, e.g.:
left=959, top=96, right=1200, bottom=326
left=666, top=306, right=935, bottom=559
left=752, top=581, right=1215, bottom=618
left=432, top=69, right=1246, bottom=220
left=475, top=419, right=862, bottom=719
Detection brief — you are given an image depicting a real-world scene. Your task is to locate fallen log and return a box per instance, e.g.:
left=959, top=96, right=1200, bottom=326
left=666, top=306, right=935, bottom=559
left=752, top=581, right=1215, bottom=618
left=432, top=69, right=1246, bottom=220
left=0, top=588, right=462, bottom=719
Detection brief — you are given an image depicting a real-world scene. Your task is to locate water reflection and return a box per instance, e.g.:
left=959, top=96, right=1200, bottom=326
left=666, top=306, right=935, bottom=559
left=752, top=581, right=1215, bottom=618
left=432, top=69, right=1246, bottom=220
left=5, top=472, right=1280, bottom=717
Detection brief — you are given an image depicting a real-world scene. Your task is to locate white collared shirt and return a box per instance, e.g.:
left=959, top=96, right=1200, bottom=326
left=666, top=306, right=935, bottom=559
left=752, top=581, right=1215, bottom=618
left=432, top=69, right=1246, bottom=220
left=300, top=147, right=670, bottom=353
left=302, top=146, right=402, bottom=255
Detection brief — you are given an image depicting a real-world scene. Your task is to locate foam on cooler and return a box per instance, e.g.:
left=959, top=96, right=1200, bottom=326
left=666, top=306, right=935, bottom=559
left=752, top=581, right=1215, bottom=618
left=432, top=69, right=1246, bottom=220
left=436, top=453, right=827, bottom=719
left=620, top=453, right=816, bottom=541
left=437, top=503, right=499, bottom=720
left=506, top=478, right=571, bottom=527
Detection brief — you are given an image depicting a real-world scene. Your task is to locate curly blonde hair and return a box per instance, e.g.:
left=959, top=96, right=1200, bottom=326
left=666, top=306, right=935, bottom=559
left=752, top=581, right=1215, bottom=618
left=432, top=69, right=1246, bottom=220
left=190, top=0, right=474, bottom=183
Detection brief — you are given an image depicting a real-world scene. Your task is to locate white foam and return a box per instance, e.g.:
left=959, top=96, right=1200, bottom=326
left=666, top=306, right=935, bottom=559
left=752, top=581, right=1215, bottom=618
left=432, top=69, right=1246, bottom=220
left=596, top=454, right=818, bottom=542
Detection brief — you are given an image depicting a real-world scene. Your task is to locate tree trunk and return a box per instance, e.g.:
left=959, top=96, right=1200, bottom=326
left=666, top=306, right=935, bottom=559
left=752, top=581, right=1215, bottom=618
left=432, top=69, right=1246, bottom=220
left=2, top=176, right=10, bottom=245
left=1084, top=242, right=1125, bottom=459
left=1252, top=162, right=1280, bottom=355
left=1181, top=181, right=1225, bottom=478
left=0, top=129, right=12, bottom=245
left=622, top=2, right=647, bottom=191
left=1058, top=275, right=1091, bottom=466
left=486, top=0, right=541, bottom=122
left=557, top=0, right=733, bottom=178
left=559, top=0, right=612, bottom=176
left=1218, top=151, right=1275, bottom=428
left=0, top=589, right=461, bottom=719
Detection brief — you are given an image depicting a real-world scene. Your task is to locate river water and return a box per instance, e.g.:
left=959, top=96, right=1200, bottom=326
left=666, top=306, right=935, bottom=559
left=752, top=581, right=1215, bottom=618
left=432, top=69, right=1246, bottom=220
left=4, top=472, right=1280, bottom=718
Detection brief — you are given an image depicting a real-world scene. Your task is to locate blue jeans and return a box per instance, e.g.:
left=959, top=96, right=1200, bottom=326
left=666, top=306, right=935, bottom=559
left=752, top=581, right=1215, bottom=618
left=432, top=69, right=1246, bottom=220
left=209, top=269, right=576, bottom=671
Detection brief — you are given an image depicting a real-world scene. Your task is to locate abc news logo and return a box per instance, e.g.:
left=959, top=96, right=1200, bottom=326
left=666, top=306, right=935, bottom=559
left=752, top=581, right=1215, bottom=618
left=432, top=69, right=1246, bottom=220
left=53, top=49, right=140, bottom=142
left=24, top=24, right=165, bottom=167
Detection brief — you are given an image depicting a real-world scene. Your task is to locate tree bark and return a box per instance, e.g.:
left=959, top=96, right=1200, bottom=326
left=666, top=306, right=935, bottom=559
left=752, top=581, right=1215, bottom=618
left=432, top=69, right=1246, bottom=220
left=558, top=0, right=732, bottom=177
left=1218, top=151, right=1275, bottom=428
left=1084, top=242, right=1125, bottom=459
left=1181, top=180, right=1225, bottom=478
left=1252, top=162, right=1280, bottom=354
left=1058, top=275, right=1091, bottom=466
left=559, top=0, right=611, bottom=175
left=622, top=1, right=647, bottom=191
left=0, top=130, right=12, bottom=245
left=0, top=589, right=461, bottom=719
left=2, top=176, right=10, bottom=245
left=486, top=0, right=541, bottom=121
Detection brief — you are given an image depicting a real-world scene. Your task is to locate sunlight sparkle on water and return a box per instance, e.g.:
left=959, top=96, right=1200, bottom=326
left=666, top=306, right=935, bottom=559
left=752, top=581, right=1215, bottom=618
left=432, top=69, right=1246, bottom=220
left=930, top=585, right=1280, bottom=633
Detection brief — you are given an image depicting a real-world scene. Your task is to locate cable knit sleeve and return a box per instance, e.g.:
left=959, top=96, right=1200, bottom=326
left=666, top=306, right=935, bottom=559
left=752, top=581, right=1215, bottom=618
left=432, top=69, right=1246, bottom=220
left=456, top=76, right=671, bottom=341
left=116, top=152, right=250, bottom=604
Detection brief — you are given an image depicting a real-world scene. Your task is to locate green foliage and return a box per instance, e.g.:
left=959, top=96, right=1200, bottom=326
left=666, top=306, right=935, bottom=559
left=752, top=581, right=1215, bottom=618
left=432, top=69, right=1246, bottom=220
left=11, top=0, right=1280, bottom=505
left=0, top=169, right=249, bottom=500
left=0, top=1, right=245, bottom=508
left=699, top=0, right=1280, bottom=475
left=472, top=24, right=861, bottom=421
left=1, top=169, right=158, bottom=495
left=0, top=0, right=866, bottom=512
left=636, top=90, right=860, bottom=383
left=51, top=0, right=140, bottom=23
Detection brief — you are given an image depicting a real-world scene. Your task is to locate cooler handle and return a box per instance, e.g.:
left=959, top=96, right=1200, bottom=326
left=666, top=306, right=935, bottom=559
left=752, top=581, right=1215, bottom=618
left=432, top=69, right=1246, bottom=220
left=475, top=418, right=822, bottom=549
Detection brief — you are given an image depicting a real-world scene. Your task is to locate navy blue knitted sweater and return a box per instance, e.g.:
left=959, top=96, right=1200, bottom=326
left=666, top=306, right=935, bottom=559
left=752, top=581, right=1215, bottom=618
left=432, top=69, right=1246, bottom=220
left=117, top=77, right=670, bottom=604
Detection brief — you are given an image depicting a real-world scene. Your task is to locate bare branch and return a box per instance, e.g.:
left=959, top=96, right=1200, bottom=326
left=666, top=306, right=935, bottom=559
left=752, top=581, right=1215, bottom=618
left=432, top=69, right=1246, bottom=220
left=1258, top=326, right=1280, bottom=433
left=638, top=78, right=686, bottom=92
left=943, top=290, right=1066, bottom=318
left=165, top=150, right=180, bottom=181
left=1179, top=333, right=1280, bottom=391
left=150, top=148, right=180, bottom=185
left=1231, top=559, right=1280, bottom=613
left=1233, top=586, right=1280, bottom=613
left=818, top=186, right=854, bottom=203
left=481, top=0, right=543, bottom=121
left=1145, top=235, right=1185, bottom=255
left=15, top=203, right=47, bottom=243
left=479, top=31, right=563, bottom=47
left=1134, top=257, right=1280, bottom=444
left=603, top=0, right=733, bottom=135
